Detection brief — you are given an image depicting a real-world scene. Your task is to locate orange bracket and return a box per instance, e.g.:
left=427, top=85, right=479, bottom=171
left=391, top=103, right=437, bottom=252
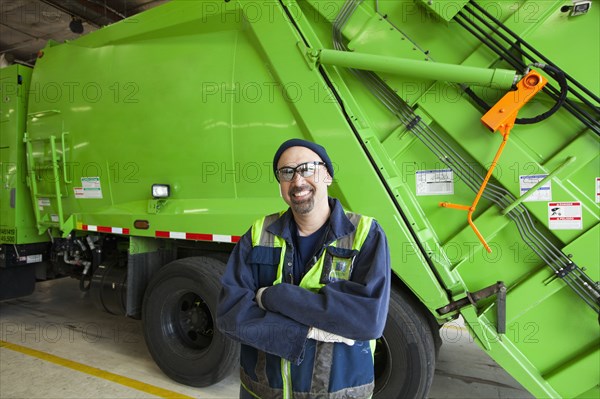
left=440, top=70, right=547, bottom=253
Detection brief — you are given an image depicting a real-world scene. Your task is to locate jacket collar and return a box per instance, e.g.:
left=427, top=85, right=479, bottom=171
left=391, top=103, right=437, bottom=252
left=266, top=197, right=355, bottom=243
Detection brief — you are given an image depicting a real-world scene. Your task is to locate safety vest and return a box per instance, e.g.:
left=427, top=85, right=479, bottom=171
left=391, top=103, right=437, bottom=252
left=246, top=210, right=375, bottom=399
left=251, top=211, right=373, bottom=289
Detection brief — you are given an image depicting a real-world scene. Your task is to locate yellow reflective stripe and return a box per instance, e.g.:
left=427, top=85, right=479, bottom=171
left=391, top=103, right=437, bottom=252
left=352, top=216, right=373, bottom=250
left=370, top=339, right=376, bottom=362
left=252, top=212, right=287, bottom=248
left=273, top=239, right=286, bottom=286
left=240, top=382, right=262, bottom=399
left=299, top=254, right=326, bottom=291
left=251, top=217, right=265, bottom=247
left=281, top=359, right=292, bottom=399
left=273, top=235, right=286, bottom=248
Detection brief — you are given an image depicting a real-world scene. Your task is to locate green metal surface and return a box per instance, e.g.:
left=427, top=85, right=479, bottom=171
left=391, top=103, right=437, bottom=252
left=500, top=156, right=576, bottom=215
left=283, top=1, right=599, bottom=397
left=1, top=0, right=598, bottom=397
left=0, top=65, right=47, bottom=244
left=417, top=0, right=471, bottom=21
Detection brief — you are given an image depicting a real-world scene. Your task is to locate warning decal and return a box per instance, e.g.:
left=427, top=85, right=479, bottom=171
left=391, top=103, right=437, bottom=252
left=37, top=198, right=50, bottom=210
left=416, top=169, right=454, bottom=196
left=548, top=202, right=582, bottom=230
left=74, top=177, right=103, bottom=199
left=519, top=174, right=551, bottom=202
left=26, top=254, right=42, bottom=263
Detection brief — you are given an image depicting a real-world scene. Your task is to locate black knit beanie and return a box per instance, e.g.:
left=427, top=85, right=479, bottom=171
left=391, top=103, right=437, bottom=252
left=272, top=139, right=334, bottom=179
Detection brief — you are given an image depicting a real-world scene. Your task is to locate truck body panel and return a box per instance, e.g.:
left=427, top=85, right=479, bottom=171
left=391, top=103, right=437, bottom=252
left=1, top=65, right=44, bottom=245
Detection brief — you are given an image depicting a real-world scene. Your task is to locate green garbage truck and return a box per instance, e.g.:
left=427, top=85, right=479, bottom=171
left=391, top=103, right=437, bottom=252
left=1, top=0, right=598, bottom=397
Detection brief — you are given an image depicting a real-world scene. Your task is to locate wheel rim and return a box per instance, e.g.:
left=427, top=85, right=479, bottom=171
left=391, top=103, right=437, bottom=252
left=166, top=291, right=214, bottom=351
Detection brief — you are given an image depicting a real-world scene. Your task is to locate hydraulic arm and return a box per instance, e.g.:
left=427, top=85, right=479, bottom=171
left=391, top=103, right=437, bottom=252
left=440, top=70, right=547, bottom=252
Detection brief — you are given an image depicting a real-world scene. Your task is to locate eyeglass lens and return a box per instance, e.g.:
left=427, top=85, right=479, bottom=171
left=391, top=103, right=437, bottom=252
left=278, top=162, right=321, bottom=182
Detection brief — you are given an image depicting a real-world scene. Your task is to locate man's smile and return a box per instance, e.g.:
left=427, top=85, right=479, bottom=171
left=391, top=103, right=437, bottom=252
left=290, top=186, right=313, bottom=202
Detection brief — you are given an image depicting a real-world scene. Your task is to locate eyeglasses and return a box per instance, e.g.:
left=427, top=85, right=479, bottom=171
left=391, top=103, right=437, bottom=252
left=276, top=162, right=326, bottom=182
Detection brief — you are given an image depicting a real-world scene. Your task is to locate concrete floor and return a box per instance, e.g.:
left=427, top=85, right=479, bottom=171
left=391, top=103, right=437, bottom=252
left=0, top=278, right=533, bottom=399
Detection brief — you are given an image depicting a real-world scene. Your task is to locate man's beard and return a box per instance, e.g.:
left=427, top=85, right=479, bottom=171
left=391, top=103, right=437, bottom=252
left=289, top=185, right=315, bottom=215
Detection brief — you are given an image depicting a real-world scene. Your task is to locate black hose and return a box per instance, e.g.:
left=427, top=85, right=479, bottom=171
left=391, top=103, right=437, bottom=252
left=468, top=1, right=600, bottom=105
left=463, top=63, right=569, bottom=125
left=463, top=86, right=491, bottom=111
left=457, top=3, right=599, bottom=133
left=516, top=64, right=568, bottom=125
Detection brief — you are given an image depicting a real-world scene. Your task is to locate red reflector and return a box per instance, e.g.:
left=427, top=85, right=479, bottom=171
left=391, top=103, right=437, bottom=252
left=186, top=233, right=212, bottom=241
left=134, top=220, right=150, bottom=230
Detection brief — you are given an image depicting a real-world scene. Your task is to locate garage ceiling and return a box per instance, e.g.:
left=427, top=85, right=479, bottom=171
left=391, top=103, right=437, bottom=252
left=1, top=0, right=169, bottom=66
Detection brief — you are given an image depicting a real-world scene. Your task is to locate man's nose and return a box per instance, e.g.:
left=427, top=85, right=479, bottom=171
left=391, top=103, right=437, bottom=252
left=291, top=172, right=306, bottom=184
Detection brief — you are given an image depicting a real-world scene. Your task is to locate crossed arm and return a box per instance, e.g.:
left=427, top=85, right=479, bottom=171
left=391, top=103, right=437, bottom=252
left=216, top=222, right=391, bottom=364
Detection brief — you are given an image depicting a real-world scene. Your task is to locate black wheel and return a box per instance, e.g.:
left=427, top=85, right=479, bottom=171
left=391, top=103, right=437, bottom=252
left=142, top=256, right=238, bottom=387
left=374, top=288, right=437, bottom=399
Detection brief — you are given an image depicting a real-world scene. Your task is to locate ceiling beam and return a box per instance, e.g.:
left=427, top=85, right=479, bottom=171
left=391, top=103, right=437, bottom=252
left=76, top=0, right=125, bottom=22
left=39, top=0, right=102, bottom=28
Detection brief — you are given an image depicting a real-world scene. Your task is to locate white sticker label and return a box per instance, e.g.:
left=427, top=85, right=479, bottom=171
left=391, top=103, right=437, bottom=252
left=548, top=202, right=582, bottom=230
left=416, top=169, right=454, bottom=196
left=75, top=177, right=103, bottom=199
left=26, top=254, right=42, bottom=263
left=520, top=174, right=551, bottom=202
left=596, top=178, right=600, bottom=203
left=37, top=198, right=51, bottom=210
left=50, top=214, right=59, bottom=222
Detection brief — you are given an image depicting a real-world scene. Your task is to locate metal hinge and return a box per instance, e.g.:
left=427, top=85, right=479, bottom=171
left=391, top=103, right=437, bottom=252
left=437, top=281, right=507, bottom=334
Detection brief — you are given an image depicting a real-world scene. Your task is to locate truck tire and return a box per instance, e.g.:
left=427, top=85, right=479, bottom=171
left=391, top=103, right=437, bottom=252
left=142, top=256, right=238, bottom=387
left=374, top=288, right=436, bottom=399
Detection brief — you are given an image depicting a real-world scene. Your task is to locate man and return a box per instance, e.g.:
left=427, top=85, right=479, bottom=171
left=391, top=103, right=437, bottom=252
left=217, top=139, right=391, bottom=399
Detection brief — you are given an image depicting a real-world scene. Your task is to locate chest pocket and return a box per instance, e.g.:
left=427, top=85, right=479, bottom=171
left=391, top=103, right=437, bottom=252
left=248, top=246, right=282, bottom=288
left=320, top=246, right=359, bottom=284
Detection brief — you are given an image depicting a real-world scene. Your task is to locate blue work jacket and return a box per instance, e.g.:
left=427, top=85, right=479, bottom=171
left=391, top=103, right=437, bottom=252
left=217, top=198, right=391, bottom=398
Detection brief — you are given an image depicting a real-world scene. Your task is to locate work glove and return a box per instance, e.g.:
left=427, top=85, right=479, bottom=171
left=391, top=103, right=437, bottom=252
left=255, top=287, right=268, bottom=310
left=307, top=327, right=355, bottom=346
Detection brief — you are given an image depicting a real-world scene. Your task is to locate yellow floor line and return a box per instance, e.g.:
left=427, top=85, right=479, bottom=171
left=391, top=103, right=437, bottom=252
left=0, top=340, right=196, bottom=399
left=443, top=325, right=468, bottom=331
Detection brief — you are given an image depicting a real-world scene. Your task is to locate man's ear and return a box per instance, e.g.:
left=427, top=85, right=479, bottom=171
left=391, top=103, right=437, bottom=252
left=324, top=172, right=333, bottom=186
